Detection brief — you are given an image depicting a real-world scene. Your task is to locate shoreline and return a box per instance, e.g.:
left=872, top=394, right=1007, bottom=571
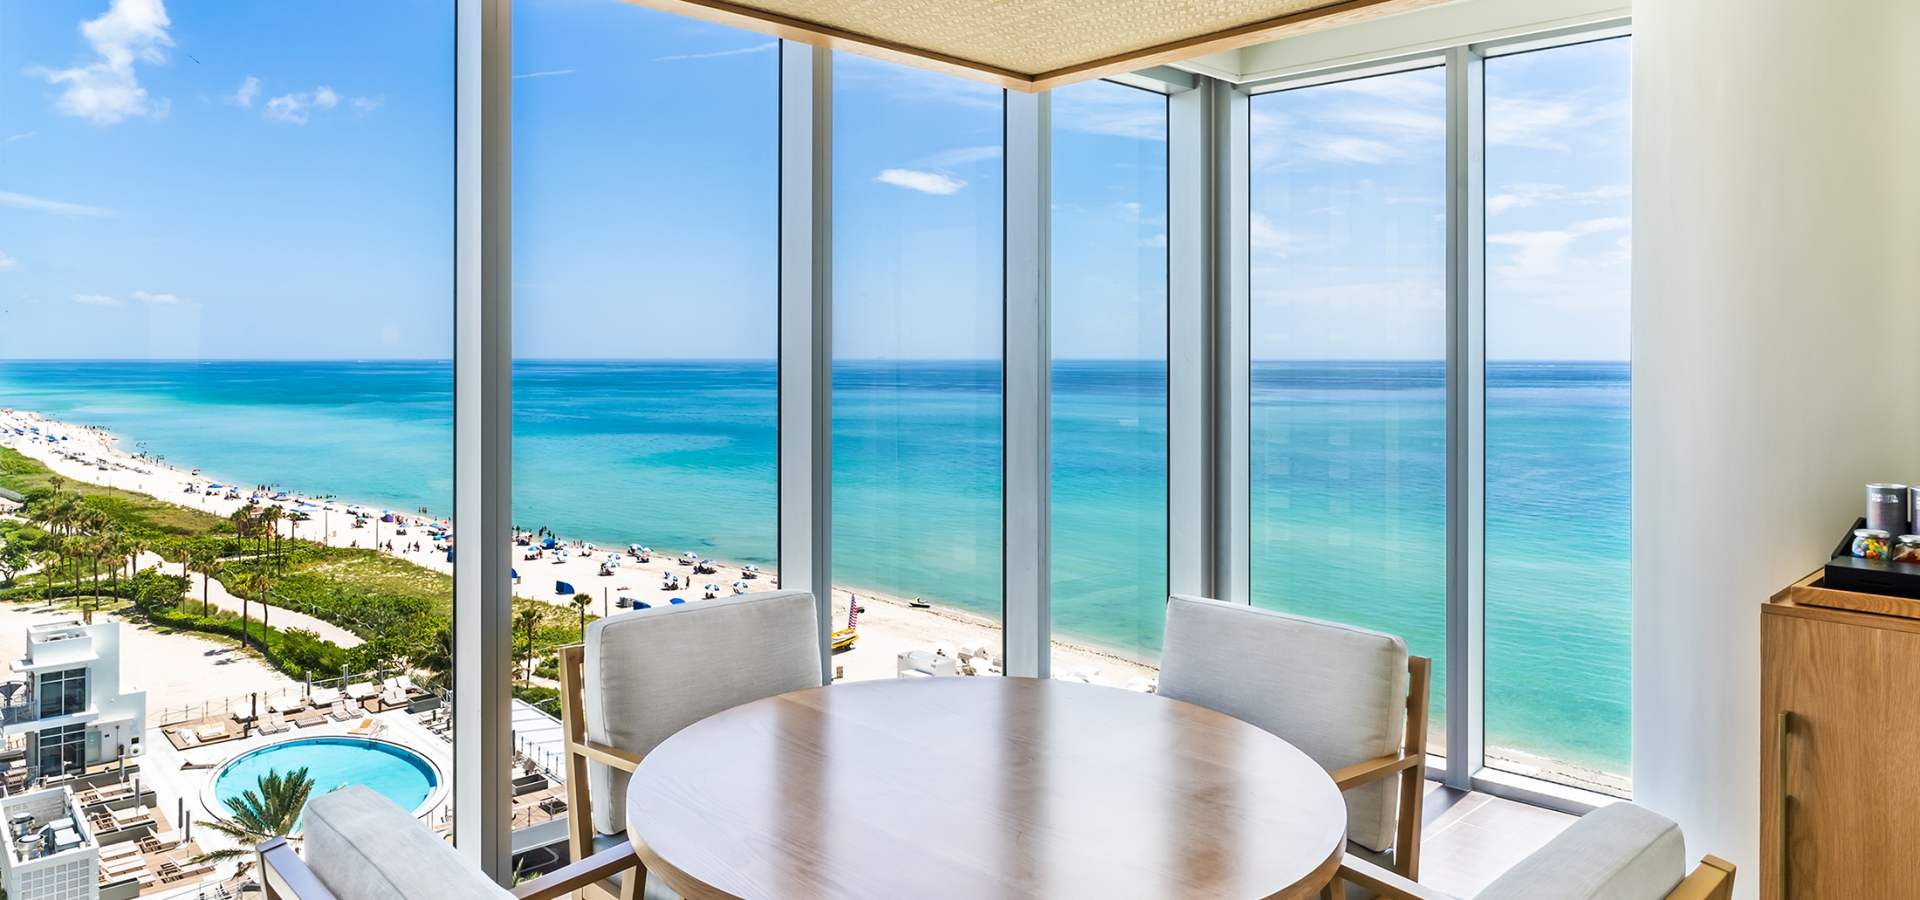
left=1, top=408, right=1631, bottom=793
left=0, top=408, right=1162, bottom=686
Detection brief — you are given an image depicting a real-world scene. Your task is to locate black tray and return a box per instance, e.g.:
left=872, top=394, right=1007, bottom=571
left=1825, top=517, right=1920, bottom=600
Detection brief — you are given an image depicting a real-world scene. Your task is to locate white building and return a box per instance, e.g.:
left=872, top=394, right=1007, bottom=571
left=1, top=622, right=146, bottom=781
left=0, top=786, right=98, bottom=900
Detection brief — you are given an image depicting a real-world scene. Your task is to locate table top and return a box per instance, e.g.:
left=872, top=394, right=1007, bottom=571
left=626, top=677, right=1347, bottom=900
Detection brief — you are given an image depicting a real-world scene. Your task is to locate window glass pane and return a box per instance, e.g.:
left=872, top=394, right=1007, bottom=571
left=512, top=0, right=779, bottom=852
left=1049, top=80, right=1168, bottom=685
left=1248, top=68, right=1448, bottom=750
left=0, top=0, right=454, bottom=831
left=833, top=53, right=1002, bottom=681
left=1484, top=37, right=1633, bottom=795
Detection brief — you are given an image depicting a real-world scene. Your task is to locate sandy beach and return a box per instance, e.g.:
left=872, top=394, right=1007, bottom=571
left=0, top=409, right=1160, bottom=690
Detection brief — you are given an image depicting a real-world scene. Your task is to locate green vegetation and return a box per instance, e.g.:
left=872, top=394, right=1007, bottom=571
left=192, top=767, right=319, bottom=874
left=0, top=445, right=596, bottom=695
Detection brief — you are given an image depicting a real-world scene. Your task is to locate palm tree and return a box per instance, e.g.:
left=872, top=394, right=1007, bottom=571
left=191, top=767, right=320, bottom=874
left=187, top=546, right=222, bottom=616
left=260, top=506, right=285, bottom=571
left=235, top=571, right=273, bottom=649
left=415, top=624, right=453, bottom=690
left=35, top=549, right=60, bottom=605
left=572, top=593, right=593, bottom=640
left=515, top=606, right=542, bottom=685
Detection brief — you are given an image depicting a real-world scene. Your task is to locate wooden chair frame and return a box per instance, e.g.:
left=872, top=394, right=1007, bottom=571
left=1319, top=654, right=1431, bottom=900
left=559, top=643, right=647, bottom=900
left=1326, top=848, right=1736, bottom=900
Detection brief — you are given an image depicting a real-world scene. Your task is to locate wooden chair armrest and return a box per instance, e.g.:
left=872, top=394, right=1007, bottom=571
left=1335, top=853, right=1452, bottom=900
left=1662, top=855, right=1736, bottom=900
left=1329, top=752, right=1421, bottom=791
left=573, top=740, right=644, bottom=773
left=511, top=841, right=642, bottom=900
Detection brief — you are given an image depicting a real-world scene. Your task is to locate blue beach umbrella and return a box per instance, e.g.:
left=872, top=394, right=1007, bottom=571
left=669, top=598, right=685, bottom=605
left=556, top=581, right=575, bottom=595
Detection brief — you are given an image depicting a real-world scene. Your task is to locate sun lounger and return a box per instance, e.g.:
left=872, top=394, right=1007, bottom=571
left=346, top=682, right=379, bottom=701
left=268, top=697, right=306, bottom=715
left=196, top=724, right=226, bottom=741
left=174, top=727, right=201, bottom=747
left=109, top=806, right=154, bottom=828
left=308, top=687, right=342, bottom=706
left=379, top=686, right=408, bottom=709
left=293, top=709, right=327, bottom=728
left=328, top=699, right=362, bottom=721
left=101, top=841, right=143, bottom=861
left=139, top=830, right=179, bottom=853
left=347, top=717, right=386, bottom=737
left=259, top=710, right=289, bottom=735
left=102, top=853, right=148, bottom=876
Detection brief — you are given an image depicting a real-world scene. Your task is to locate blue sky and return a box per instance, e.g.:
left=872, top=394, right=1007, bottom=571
left=1249, top=37, right=1630, bottom=361
left=0, top=0, right=1621, bottom=362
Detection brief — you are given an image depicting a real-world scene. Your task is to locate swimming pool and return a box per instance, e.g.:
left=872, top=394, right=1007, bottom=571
left=207, top=737, right=442, bottom=829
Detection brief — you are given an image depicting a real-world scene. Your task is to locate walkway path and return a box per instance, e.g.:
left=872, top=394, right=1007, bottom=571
left=138, top=552, right=364, bottom=649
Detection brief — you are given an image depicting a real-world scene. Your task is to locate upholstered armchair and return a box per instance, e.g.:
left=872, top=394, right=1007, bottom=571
left=558, top=589, right=825, bottom=900
left=1158, top=595, right=1432, bottom=881
left=1331, top=801, right=1735, bottom=900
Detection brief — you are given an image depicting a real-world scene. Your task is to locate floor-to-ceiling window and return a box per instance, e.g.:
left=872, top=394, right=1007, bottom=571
left=1483, top=36, right=1632, bottom=795
left=513, top=2, right=778, bottom=702
left=0, top=0, right=454, bottom=862
left=832, top=53, right=1003, bottom=680
left=1247, top=68, right=1449, bottom=750
left=1049, top=80, right=1168, bottom=685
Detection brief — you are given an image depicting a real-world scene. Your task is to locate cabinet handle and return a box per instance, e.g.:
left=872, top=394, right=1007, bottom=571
left=1775, top=710, right=1791, bottom=900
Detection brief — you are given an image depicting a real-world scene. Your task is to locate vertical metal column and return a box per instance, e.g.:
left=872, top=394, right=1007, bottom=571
left=452, top=0, right=512, bottom=880
left=778, top=43, right=834, bottom=683
left=1167, top=78, right=1249, bottom=604
left=1444, top=44, right=1487, bottom=790
left=1213, top=83, right=1251, bottom=607
left=1002, top=89, right=1051, bottom=679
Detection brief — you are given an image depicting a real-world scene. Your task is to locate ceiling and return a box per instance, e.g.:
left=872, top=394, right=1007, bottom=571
left=618, top=0, right=1456, bottom=91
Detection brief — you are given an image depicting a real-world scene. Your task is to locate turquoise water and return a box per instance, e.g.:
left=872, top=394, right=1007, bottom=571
left=0, top=358, right=1628, bottom=776
left=213, top=738, right=438, bottom=827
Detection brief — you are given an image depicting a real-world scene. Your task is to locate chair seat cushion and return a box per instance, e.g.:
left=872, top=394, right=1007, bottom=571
left=303, top=785, right=508, bottom=900
left=1475, top=802, right=1686, bottom=900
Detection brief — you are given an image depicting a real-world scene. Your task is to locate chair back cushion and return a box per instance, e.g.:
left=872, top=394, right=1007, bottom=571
left=1476, top=802, right=1686, bottom=900
left=303, top=785, right=508, bottom=900
left=1158, top=595, right=1408, bottom=851
left=585, top=589, right=823, bottom=834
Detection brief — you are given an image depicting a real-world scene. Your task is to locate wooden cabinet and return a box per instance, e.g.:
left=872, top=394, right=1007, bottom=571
left=1761, top=577, right=1920, bottom=900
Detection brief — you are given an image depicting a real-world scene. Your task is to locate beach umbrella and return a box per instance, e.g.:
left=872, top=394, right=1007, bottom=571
left=669, top=598, right=685, bottom=605
left=732, top=581, right=751, bottom=592
left=744, top=564, right=761, bottom=572
left=584, top=543, right=596, bottom=551
left=556, top=581, right=575, bottom=595
left=510, top=568, right=519, bottom=579
left=682, top=551, right=698, bottom=560
left=207, top=483, right=223, bottom=489
left=636, top=601, right=651, bottom=610
left=703, top=583, right=722, bottom=592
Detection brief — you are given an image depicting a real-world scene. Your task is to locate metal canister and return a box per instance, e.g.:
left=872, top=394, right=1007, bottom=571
left=1867, top=483, right=1910, bottom=535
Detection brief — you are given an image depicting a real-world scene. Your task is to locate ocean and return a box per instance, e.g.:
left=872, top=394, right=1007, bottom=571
left=0, top=358, right=1628, bottom=777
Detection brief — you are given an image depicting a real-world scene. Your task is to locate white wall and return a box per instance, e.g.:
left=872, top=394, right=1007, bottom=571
left=1632, top=0, right=1920, bottom=895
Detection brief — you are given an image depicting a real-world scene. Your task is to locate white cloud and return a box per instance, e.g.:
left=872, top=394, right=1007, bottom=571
left=654, top=42, right=775, bottom=62
left=264, top=86, right=376, bottom=124
left=228, top=75, right=261, bottom=107
left=133, top=290, right=180, bottom=304
left=1055, top=89, right=1167, bottom=140
left=72, top=294, right=119, bottom=306
left=513, top=69, right=575, bottom=79
left=0, top=251, right=16, bottom=271
left=1488, top=182, right=1630, bottom=215
left=5, top=132, right=36, bottom=142
left=876, top=169, right=965, bottom=195
left=26, top=0, right=173, bottom=125
left=923, top=146, right=1000, bottom=168
left=1488, top=216, right=1630, bottom=284
left=0, top=189, right=115, bottom=217
left=1487, top=97, right=1575, bottom=150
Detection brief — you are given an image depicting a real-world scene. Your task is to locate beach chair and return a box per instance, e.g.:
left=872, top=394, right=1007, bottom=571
left=293, top=709, right=328, bottom=728
left=1159, top=595, right=1432, bottom=882
left=174, top=727, right=201, bottom=747
left=101, top=840, right=143, bottom=861
left=347, top=682, right=380, bottom=702
left=559, top=589, right=823, bottom=900
left=328, top=699, right=360, bottom=721
left=309, top=686, right=343, bottom=707
left=347, top=717, right=387, bottom=738
left=269, top=696, right=306, bottom=716
left=378, top=686, right=408, bottom=711
left=139, top=829, right=180, bottom=853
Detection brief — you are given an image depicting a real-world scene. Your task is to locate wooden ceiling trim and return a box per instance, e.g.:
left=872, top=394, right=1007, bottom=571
left=620, top=0, right=1457, bottom=92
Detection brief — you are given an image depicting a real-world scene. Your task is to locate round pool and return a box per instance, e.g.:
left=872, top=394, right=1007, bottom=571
left=205, top=737, right=443, bottom=829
